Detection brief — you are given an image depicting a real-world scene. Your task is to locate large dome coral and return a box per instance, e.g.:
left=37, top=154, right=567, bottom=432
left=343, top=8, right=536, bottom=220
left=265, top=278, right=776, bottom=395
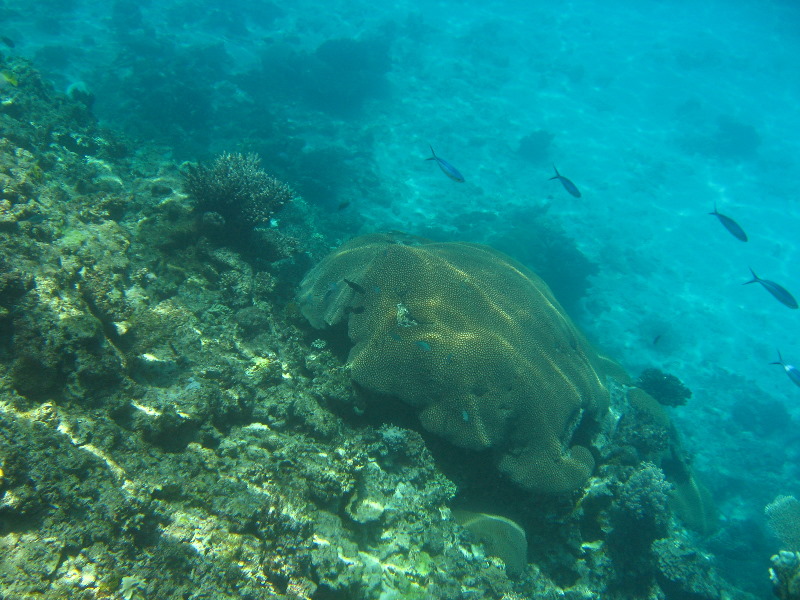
left=299, top=233, right=619, bottom=493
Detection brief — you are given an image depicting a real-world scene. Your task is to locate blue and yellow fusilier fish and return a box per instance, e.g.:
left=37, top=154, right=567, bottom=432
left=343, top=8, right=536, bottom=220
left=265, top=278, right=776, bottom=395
left=709, top=203, right=747, bottom=242
left=744, top=267, right=798, bottom=309
left=771, top=350, right=800, bottom=387
left=549, top=165, right=581, bottom=198
left=426, top=145, right=464, bottom=182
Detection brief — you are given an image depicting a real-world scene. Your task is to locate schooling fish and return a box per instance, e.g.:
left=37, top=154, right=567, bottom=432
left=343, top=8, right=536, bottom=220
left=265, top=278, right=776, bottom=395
left=426, top=145, right=465, bottom=182
left=709, top=203, right=747, bottom=242
left=771, top=350, right=800, bottom=387
left=549, top=165, right=581, bottom=198
left=744, top=267, right=798, bottom=309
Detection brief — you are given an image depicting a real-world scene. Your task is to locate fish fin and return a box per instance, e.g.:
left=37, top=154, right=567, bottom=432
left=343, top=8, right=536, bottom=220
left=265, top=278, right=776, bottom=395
left=552, top=164, right=560, bottom=177
left=743, top=266, right=759, bottom=285
left=429, top=145, right=436, bottom=158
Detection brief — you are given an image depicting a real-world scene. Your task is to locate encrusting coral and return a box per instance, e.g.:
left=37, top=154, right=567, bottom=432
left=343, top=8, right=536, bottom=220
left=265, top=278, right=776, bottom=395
left=298, top=232, right=623, bottom=493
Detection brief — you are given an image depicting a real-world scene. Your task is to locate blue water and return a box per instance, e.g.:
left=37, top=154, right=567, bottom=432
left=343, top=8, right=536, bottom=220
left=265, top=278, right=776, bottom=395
left=5, top=0, right=800, bottom=592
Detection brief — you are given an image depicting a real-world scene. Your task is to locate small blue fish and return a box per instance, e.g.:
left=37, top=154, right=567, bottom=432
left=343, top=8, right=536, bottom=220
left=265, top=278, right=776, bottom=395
left=426, top=145, right=465, bottom=182
left=709, top=203, right=747, bottom=242
left=744, top=267, right=798, bottom=309
left=549, top=165, right=581, bottom=198
left=771, top=350, right=800, bottom=387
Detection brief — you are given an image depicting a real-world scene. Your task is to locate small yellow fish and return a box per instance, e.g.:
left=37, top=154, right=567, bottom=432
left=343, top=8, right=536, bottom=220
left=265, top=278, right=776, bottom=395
left=1, top=71, right=18, bottom=87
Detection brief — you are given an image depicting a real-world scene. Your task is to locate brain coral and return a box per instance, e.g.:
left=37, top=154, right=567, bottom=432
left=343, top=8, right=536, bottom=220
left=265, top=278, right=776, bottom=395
left=299, top=233, right=618, bottom=493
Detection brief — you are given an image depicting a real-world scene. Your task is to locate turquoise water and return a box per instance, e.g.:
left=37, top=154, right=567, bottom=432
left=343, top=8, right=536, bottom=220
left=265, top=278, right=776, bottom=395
left=4, top=0, right=800, bottom=593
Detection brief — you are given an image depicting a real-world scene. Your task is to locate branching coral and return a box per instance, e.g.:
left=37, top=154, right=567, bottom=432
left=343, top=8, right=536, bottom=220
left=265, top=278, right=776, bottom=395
left=766, top=495, right=800, bottom=550
left=183, top=152, right=295, bottom=229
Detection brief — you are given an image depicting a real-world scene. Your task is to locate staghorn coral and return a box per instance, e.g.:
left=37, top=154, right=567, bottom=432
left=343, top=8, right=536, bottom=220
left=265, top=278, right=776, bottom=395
left=298, top=232, right=621, bottom=493
left=183, top=152, right=295, bottom=230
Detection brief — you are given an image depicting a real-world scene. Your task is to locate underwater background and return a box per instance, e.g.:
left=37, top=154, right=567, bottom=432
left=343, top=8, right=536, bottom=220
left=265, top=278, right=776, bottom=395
left=1, top=0, right=800, bottom=598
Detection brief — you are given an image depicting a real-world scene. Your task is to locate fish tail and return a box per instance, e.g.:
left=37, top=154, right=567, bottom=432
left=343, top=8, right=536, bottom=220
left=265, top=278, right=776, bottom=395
left=771, top=349, right=784, bottom=365
left=429, top=145, right=436, bottom=158
left=552, top=164, right=560, bottom=177
left=743, top=266, right=759, bottom=285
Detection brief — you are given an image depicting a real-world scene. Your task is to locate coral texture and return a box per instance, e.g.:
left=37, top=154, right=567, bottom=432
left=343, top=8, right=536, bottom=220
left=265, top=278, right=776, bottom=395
left=770, top=551, right=800, bottom=600
left=299, top=232, right=618, bottom=493
left=183, top=152, right=295, bottom=228
left=635, top=368, right=692, bottom=407
left=767, top=496, right=800, bottom=551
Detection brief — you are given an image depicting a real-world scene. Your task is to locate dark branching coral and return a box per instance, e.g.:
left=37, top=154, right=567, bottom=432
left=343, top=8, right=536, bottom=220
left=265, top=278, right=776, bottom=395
left=299, top=233, right=621, bottom=493
left=635, top=368, right=692, bottom=407
left=183, top=152, right=295, bottom=230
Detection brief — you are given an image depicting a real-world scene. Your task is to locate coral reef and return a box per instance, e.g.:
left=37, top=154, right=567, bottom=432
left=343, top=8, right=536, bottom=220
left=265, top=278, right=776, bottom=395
left=652, top=537, right=728, bottom=599
left=453, top=510, right=528, bottom=579
left=0, top=56, right=760, bottom=600
left=298, top=232, right=621, bottom=493
left=635, top=368, right=692, bottom=407
left=184, top=152, right=296, bottom=231
left=767, top=496, right=800, bottom=551
left=770, top=551, right=800, bottom=600
left=607, top=463, right=673, bottom=592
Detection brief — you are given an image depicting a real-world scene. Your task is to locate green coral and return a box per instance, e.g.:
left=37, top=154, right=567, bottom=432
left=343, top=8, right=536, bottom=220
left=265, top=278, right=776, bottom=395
left=299, top=233, right=619, bottom=493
